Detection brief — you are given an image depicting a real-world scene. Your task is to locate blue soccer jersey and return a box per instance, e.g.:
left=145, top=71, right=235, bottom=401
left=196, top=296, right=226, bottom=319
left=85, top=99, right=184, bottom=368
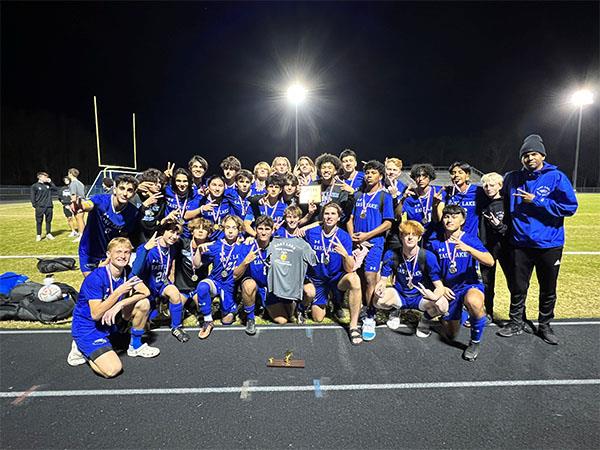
left=244, top=200, right=286, bottom=225
left=249, top=181, right=267, bottom=197
left=78, top=194, right=140, bottom=271
left=352, top=189, right=395, bottom=246
left=402, top=186, right=443, bottom=230
left=442, top=184, right=483, bottom=236
left=198, top=196, right=232, bottom=226
left=203, top=239, right=247, bottom=285
left=426, top=232, right=487, bottom=291
left=304, top=225, right=353, bottom=281
left=381, top=248, right=441, bottom=299
left=239, top=242, right=269, bottom=288
left=224, top=187, right=251, bottom=219
left=135, top=244, right=177, bottom=297
left=164, top=185, right=201, bottom=238
left=342, top=171, right=365, bottom=191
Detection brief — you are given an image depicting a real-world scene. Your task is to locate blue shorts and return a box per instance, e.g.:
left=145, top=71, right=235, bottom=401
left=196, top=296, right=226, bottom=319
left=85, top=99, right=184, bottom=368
left=309, top=277, right=344, bottom=307
left=72, top=327, right=117, bottom=361
left=390, top=289, right=425, bottom=311
left=443, top=284, right=484, bottom=321
left=363, top=242, right=384, bottom=273
left=241, top=277, right=267, bottom=307
left=203, top=278, right=237, bottom=315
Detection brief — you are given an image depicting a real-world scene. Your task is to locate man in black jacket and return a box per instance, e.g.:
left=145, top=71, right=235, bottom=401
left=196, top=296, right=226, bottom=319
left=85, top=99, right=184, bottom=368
left=31, top=171, right=57, bottom=241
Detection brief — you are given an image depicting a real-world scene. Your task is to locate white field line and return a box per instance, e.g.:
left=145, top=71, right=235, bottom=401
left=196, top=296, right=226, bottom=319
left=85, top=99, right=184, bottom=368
left=1, top=378, right=598, bottom=399
left=0, top=321, right=599, bottom=335
left=1, top=251, right=598, bottom=259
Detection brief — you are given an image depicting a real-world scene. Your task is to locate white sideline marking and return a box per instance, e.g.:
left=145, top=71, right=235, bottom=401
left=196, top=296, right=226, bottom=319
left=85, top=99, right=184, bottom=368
left=1, top=321, right=599, bottom=335
left=0, top=251, right=599, bottom=259
left=1, top=379, right=598, bottom=399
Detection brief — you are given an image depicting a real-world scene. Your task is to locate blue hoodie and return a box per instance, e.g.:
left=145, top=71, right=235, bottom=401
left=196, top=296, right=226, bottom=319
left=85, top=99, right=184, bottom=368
left=503, top=163, right=578, bottom=248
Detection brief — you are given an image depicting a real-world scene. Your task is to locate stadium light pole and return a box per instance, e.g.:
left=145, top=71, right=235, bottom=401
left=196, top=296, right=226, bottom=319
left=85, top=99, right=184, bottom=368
left=570, top=89, right=594, bottom=189
left=286, top=83, right=307, bottom=164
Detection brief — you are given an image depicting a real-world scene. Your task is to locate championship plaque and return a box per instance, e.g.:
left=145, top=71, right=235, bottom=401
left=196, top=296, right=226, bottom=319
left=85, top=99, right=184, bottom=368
left=299, top=184, right=322, bottom=205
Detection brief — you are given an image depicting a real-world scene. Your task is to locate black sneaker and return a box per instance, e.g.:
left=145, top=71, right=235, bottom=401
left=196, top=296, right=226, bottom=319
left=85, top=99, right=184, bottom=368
left=497, top=322, right=524, bottom=338
left=462, top=341, right=480, bottom=361
left=296, top=310, right=307, bottom=325
left=171, top=327, right=190, bottom=343
left=245, top=318, right=256, bottom=336
left=333, top=305, right=346, bottom=320
left=538, top=324, right=558, bottom=345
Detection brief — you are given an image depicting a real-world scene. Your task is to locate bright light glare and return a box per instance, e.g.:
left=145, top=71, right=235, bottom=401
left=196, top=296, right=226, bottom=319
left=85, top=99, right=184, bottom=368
left=286, top=84, right=307, bottom=105
left=570, top=89, right=594, bottom=106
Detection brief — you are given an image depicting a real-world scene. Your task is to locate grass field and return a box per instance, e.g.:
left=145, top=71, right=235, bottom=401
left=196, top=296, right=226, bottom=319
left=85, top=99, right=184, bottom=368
left=1, top=194, right=598, bottom=328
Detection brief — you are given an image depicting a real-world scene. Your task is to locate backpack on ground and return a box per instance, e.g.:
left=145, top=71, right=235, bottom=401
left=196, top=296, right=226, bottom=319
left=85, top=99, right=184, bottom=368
left=0, top=281, right=76, bottom=323
left=37, top=257, right=77, bottom=273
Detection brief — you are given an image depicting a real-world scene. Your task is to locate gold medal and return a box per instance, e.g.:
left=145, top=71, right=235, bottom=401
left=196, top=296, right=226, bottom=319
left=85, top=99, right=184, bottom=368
left=360, top=211, right=367, bottom=219
left=191, top=274, right=198, bottom=282
left=221, top=270, right=228, bottom=278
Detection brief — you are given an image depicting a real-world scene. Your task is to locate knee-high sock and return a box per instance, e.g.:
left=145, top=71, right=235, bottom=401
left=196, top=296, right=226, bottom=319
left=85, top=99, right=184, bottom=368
left=169, top=302, right=183, bottom=329
left=130, top=328, right=144, bottom=349
left=470, top=315, right=487, bottom=343
left=197, top=283, right=212, bottom=317
left=244, top=304, right=255, bottom=320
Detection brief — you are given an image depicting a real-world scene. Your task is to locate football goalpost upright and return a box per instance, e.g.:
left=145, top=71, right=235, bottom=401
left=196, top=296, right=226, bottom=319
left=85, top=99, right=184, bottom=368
left=86, top=96, right=141, bottom=197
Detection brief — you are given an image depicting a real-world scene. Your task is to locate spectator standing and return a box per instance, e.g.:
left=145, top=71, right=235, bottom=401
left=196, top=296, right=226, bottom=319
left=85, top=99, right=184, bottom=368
left=30, top=171, right=56, bottom=241
left=68, top=168, right=86, bottom=242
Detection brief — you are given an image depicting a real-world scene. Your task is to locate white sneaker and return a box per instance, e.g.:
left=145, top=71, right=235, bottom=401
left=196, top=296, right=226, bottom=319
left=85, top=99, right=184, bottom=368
left=72, top=236, right=81, bottom=243
left=127, top=343, right=160, bottom=358
left=362, top=318, right=376, bottom=341
left=36, top=235, right=42, bottom=242
left=45, top=233, right=55, bottom=240
left=416, top=316, right=432, bottom=338
left=67, top=341, right=86, bottom=366
left=386, top=309, right=401, bottom=330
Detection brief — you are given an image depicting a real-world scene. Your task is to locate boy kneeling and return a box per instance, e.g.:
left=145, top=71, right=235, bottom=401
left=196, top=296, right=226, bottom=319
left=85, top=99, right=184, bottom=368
left=67, top=237, right=159, bottom=378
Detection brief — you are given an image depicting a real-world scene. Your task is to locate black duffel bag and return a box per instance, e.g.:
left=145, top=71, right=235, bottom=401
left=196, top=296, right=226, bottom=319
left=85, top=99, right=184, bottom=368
left=37, top=257, right=77, bottom=273
left=0, top=281, right=76, bottom=323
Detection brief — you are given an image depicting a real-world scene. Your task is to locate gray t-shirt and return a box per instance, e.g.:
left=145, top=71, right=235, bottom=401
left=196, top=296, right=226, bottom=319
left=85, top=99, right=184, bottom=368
left=267, top=237, right=317, bottom=301
left=69, top=178, right=85, bottom=198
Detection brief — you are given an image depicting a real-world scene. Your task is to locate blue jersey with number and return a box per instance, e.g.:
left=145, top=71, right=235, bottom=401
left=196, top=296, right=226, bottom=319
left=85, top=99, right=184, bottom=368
left=203, top=240, right=246, bottom=285
left=224, top=187, right=251, bottom=219
left=426, top=232, right=487, bottom=290
left=72, top=266, right=130, bottom=335
left=135, top=244, right=177, bottom=295
left=79, top=194, right=140, bottom=261
left=239, top=243, right=269, bottom=288
left=352, top=189, right=395, bottom=246
left=381, top=248, right=440, bottom=298
left=304, top=226, right=353, bottom=281
left=442, top=184, right=483, bottom=236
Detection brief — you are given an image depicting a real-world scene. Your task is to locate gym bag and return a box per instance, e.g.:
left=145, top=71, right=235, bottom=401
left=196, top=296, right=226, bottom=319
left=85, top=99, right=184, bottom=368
left=0, top=281, right=76, bottom=323
left=37, top=257, right=77, bottom=273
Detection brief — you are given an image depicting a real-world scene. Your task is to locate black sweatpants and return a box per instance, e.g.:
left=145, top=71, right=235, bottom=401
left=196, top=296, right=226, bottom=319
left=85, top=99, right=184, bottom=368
left=480, top=242, right=509, bottom=318
left=35, top=206, right=53, bottom=235
left=506, top=245, right=563, bottom=326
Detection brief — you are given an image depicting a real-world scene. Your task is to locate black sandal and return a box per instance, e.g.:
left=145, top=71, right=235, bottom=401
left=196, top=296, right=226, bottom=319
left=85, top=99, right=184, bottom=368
left=349, top=327, right=363, bottom=346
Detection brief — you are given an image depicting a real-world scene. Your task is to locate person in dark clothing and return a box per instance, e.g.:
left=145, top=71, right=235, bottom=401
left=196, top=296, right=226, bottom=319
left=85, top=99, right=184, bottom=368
left=30, top=171, right=57, bottom=241
left=498, top=134, right=578, bottom=345
left=478, top=172, right=509, bottom=323
left=135, top=168, right=174, bottom=245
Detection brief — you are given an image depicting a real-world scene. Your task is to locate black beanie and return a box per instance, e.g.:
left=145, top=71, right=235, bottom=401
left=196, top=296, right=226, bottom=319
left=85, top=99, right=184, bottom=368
left=519, top=134, right=546, bottom=158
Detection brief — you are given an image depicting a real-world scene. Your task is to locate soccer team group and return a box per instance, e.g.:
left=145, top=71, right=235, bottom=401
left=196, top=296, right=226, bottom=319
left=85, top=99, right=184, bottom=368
left=59, top=133, right=577, bottom=377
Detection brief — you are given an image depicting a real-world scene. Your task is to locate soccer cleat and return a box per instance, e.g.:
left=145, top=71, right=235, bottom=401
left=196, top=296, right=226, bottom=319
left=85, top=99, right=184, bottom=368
left=497, top=322, right=524, bottom=338
left=386, top=309, right=401, bottom=331
left=333, top=304, right=346, bottom=320
left=67, top=340, right=86, bottom=366
left=45, top=233, right=55, bottom=240
left=127, top=343, right=160, bottom=358
left=462, top=341, right=480, bottom=361
left=36, top=235, right=42, bottom=242
left=171, top=326, right=190, bottom=343
left=245, top=318, right=256, bottom=336
left=538, top=324, right=558, bottom=345
left=415, top=316, right=432, bottom=338
left=362, top=317, right=376, bottom=341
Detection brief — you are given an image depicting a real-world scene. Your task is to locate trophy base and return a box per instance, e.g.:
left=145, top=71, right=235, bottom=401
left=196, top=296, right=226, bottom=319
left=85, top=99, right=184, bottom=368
left=267, top=358, right=305, bottom=368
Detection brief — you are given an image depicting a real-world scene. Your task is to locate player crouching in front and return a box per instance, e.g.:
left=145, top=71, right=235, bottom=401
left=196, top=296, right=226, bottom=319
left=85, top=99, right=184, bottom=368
left=67, top=237, right=159, bottom=378
left=373, top=220, right=449, bottom=336
left=427, top=205, right=494, bottom=361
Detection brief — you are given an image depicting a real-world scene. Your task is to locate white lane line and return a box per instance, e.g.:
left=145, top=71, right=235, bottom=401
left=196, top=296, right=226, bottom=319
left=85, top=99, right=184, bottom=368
left=564, top=251, right=600, bottom=255
left=1, top=321, right=599, bottom=335
left=1, top=379, right=598, bottom=399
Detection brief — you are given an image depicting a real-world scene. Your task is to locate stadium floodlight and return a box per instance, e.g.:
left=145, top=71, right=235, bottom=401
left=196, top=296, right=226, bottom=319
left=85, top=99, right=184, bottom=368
left=286, top=83, right=307, bottom=163
left=570, top=89, right=594, bottom=189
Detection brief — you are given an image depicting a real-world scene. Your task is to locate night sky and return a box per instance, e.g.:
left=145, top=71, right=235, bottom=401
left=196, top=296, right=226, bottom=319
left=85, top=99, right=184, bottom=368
left=1, top=1, right=599, bottom=185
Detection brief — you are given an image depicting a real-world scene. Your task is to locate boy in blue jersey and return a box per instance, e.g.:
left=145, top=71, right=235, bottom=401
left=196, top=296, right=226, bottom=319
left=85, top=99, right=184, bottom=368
left=220, top=155, right=242, bottom=189
left=374, top=220, right=449, bottom=335
left=193, top=215, right=247, bottom=339
left=384, top=157, right=406, bottom=221
left=234, top=215, right=275, bottom=335
left=187, top=175, right=232, bottom=239
left=346, top=160, right=394, bottom=341
left=339, top=149, right=365, bottom=192
left=188, top=155, right=208, bottom=196
left=427, top=205, right=494, bottom=361
left=433, top=162, right=484, bottom=236
left=401, top=164, right=442, bottom=241
left=250, top=161, right=270, bottom=196
left=498, top=134, right=578, bottom=344
left=224, top=169, right=253, bottom=220
left=244, top=175, right=286, bottom=236
left=132, top=220, right=190, bottom=343
left=77, top=175, right=141, bottom=276
left=302, top=203, right=363, bottom=344
left=68, top=237, right=159, bottom=378
left=164, top=168, right=199, bottom=239
left=312, top=153, right=355, bottom=228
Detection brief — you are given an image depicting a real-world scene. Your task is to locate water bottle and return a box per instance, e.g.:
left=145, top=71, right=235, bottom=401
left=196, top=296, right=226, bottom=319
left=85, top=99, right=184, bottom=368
left=43, top=274, right=55, bottom=286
